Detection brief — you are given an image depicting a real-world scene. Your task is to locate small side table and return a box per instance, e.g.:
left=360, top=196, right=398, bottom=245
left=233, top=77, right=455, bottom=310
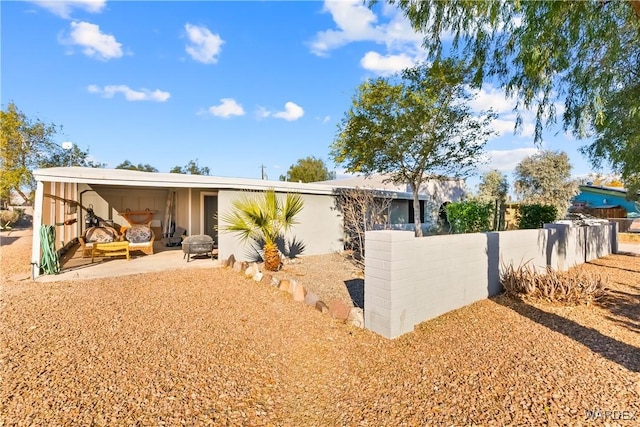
left=92, top=241, right=130, bottom=262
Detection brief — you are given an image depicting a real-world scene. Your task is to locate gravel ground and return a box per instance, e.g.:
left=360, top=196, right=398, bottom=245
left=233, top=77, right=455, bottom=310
left=2, top=229, right=640, bottom=425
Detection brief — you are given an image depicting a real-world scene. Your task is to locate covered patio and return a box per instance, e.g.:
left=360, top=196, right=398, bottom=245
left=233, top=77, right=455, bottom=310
left=37, top=238, right=222, bottom=283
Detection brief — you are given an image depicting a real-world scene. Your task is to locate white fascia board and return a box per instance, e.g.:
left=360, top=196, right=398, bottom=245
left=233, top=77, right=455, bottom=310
left=32, top=167, right=426, bottom=200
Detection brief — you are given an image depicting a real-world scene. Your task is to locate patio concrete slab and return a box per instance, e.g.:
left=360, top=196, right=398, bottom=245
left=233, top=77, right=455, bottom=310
left=36, top=243, right=223, bottom=282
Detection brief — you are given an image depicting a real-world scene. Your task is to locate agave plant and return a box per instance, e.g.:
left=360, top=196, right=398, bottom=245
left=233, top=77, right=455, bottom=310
left=221, top=189, right=304, bottom=271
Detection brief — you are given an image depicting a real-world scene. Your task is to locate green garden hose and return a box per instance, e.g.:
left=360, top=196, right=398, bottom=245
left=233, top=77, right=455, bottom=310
left=40, top=225, right=60, bottom=275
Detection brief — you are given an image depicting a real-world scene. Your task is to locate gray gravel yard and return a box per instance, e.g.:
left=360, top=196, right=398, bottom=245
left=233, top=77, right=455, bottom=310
left=2, top=229, right=640, bottom=425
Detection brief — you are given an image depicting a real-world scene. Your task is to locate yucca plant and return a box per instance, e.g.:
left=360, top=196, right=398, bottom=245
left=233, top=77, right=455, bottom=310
left=221, top=189, right=304, bottom=271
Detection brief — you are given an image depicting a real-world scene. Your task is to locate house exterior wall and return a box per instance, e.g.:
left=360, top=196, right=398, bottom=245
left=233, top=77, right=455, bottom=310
left=79, top=185, right=168, bottom=233
left=217, top=189, right=344, bottom=261
left=175, top=188, right=190, bottom=234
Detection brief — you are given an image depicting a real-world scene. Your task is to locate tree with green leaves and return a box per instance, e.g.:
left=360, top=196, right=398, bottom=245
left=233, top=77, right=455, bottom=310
left=514, top=150, right=578, bottom=219
left=477, top=169, right=510, bottom=230
left=1, top=102, right=59, bottom=205
left=331, top=59, right=496, bottom=237
left=116, top=160, right=158, bottom=172
left=580, top=82, right=640, bottom=199
left=387, top=0, right=640, bottom=195
left=39, top=143, right=105, bottom=169
left=389, top=0, right=640, bottom=139
left=170, top=159, right=211, bottom=175
left=279, top=156, right=336, bottom=183
left=477, top=170, right=509, bottom=204
left=221, top=189, right=304, bottom=271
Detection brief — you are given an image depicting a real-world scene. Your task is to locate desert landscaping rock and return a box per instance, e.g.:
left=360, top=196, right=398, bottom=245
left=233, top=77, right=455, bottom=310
left=260, top=273, right=272, bottom=285
left=292, top=282, right=306, bottom=302
left=315, top=300, right=329, bottom=314
left=348, top=307, right=364, bottom=328
left=2, top=229, right=640, bottom=425
left=278, top=279, right=291, bottom=293
left=232, top=260, right=243, bottom=272
left=225, top=254, right=235, bottom=267
left=245, top=263, right=258, bottom=277
left=328, top=299, right=350, bottom=320
left=252, top=271, right=263, bottom=282
left=304, top=290, right=320, bottom=307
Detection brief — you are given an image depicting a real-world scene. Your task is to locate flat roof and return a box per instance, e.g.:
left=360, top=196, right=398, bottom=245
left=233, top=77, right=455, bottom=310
left=33, top=167, right=428, bottom=199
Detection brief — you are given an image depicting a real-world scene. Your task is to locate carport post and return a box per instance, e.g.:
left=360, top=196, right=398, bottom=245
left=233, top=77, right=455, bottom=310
left=31, top=180, right=45, bottom=279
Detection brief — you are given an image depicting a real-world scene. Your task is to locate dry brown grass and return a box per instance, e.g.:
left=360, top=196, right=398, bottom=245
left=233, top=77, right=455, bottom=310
left=501, top=261, right=608, bottom=305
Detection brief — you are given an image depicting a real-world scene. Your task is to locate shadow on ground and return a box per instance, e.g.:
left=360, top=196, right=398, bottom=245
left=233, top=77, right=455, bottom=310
left=345, top=278, right=364, bottom=309
left=495, top=296, right=640, bottom=373
left=0, top=235, right=21, bottom=246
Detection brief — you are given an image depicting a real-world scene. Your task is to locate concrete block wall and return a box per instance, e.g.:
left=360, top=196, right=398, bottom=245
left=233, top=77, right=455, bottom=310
left=365, top=231, right=491, bottom=338
left=365, top=223, right=614, bottom=339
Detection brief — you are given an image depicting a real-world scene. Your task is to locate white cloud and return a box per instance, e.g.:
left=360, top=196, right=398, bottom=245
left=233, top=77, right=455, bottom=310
left=469, top=84, right=538, bottom=139
left=62, top=21, right=123, bottom=60
left=310, top=0, right=424, bottom=57
left=30, top=0, right=106, bottom=19
left=480, top=148, right=541, bottom=172
left=185, top=23, right=224, bottom=64
left=273, top=102, right=304, bottom=121
left=208, top=98, right=245, bottom=118
left=360, top=51, right=415, bottom=75
left=256, top=106, right=271, bottom=119
left=88, top=85, right=170, bottom=102
left=468, top=85, right=515, bottom=114
left=322, top=115, right=331, bottom=124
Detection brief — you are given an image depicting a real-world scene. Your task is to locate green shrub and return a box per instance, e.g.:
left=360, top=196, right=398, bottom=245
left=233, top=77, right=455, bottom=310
left=445, top=200, right=493, bottom=234
left=518, top=204, right=557, bottom=229
left=501, top=261, right=607, bottom=305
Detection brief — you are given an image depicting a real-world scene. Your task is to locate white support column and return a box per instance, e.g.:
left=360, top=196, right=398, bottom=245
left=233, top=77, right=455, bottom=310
left=31, top=180, right=45, bottom=279
left=188, top=188, right=192, bottom=235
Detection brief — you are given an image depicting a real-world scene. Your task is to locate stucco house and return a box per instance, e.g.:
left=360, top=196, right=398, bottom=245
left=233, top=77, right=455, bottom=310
left=30, top=167, right=466, bottom=279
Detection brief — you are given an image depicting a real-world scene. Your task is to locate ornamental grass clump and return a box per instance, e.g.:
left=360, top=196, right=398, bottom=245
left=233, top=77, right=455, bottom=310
left=501, top=261, right=608, bottom=305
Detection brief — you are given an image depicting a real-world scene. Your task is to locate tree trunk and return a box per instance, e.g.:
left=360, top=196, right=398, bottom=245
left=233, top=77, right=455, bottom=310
left=411, top=183, right=423, bottom=237
left=631, top=0, right=640, bottom=18
left=263, top=241, right=281, bottom=271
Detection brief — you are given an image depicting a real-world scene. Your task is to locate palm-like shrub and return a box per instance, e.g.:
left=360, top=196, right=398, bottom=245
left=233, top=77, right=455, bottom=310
left=221, top=189, right=304, bottom=271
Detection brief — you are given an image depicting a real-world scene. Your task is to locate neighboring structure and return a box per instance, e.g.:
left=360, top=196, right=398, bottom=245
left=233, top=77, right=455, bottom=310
left=316, top=173, right=466, bottom=229
left=571, top=184, right=640, bottom=218
left=30, top=168, right=463, bottom=279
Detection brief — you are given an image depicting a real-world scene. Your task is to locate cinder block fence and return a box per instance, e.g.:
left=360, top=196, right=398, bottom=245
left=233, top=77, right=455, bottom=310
left=364, top=223, right=617, bottom=338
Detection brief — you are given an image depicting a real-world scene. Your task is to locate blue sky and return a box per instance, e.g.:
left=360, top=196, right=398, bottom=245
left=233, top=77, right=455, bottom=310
left=2, top=0, right=607, bottom=191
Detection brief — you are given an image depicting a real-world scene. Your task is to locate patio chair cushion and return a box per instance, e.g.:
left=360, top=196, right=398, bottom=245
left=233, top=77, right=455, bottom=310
left=85, top=226, right=118, bottom=243
left=125, top=225, right=153, bottom=243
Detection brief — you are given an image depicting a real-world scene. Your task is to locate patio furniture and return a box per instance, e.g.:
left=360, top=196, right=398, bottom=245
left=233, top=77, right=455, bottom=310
left=78, top=226, right=120, bottom=258
left=92, top=241, right=130, bottom=262
left=182, top=235, right=217, bottom=262
left=123, top=225, right=155, bottom=255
